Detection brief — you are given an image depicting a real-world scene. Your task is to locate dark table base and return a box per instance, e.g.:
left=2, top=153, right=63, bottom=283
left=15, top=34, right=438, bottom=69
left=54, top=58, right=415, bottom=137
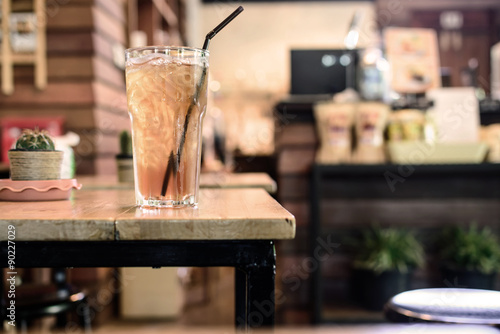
left=1, top=240, right=276, bottom=330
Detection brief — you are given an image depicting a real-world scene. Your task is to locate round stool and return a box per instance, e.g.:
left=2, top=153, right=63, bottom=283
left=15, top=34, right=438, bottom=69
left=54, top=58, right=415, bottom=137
left=385, top=288, right=500, bottom=325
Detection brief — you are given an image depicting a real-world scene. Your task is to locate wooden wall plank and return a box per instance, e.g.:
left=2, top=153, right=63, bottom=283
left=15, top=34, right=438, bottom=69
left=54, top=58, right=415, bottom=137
left=46, top=6, right=93, bottom=31
left=0, top=109, right=127, bottom=133
left=68, top=0, right=94, bottom=4
left=72, top=129, right=119, bottom=155
left=0, top=82, right=93, bottom=106
left=1, top=108, right=96, bottom=129
left=281, top=201, right=309, bottom=228
left=47, top=32, right=94, bottom=54
left=13, top=57, right=93, bottom=81
left=278, top=175, right=309, bottom=201
left=95, top=155, right=119, bottom=175
left=95, top=0, right=126, bottom=23
left=72, top=129, right=119, bottom=175
left=94, top=107, right=130, bottom=134
left=48, top=57, right=93, bottom=79
left=93, top=32, right=115, bottom=61
left=92, top=81, right=127, bottom=113
left=47, top=32, right=118, bottom=59
left=276, top=255, right=312, bottom=306
left=93, top=56, right=125, bottom=89
left=16, top=56, right=124, bottom=86
left=12, top=65, right=39, bottom=82
left=93, top=6, right=126, bottom=44
left=74, top=156, right=96, bottom=175
left=278, top=147, right=315, bottom=175
left=276, top=123, right=318, bottom=147
left=2, top=0, right=129, bottom=178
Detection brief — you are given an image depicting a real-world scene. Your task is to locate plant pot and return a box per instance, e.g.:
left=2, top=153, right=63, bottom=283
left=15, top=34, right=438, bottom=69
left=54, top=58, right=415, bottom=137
left=8, top=150, right=63, bottom=180
left=116, top=155, right=134, bottom=183
left=350, top=268, right=412, bottom=311
left=441, top=268, right=497, bottom=290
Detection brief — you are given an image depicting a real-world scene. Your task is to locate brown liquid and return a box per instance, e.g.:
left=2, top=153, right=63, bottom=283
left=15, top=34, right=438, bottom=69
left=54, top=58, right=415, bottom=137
left=126, top=55, right=208, bottom=206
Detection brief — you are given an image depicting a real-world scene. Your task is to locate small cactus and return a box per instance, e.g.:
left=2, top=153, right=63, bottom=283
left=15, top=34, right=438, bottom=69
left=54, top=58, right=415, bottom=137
left=119, top=130, right=133, bottom=156
left=15, top=128, right=56, bottom=151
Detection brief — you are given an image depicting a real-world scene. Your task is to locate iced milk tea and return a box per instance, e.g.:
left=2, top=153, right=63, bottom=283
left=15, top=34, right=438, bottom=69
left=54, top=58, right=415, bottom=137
left=125, top=47, right=209, bottom=207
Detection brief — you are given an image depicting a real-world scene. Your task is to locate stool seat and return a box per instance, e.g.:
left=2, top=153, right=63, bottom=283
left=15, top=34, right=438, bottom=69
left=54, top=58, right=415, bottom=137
left=13, top=283, right=86, bottom=319
left=2, top=269, right=91, bottom=332
left=385, top=288, right=500, bottom=325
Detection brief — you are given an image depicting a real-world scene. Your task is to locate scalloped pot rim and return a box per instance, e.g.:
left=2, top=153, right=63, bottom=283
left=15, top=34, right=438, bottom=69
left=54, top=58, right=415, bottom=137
left=0, top=179, right=82, bottom=201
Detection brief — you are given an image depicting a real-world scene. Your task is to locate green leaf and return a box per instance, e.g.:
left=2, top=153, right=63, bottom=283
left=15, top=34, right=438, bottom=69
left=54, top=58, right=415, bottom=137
left=351, top=225, right=424, bottom=274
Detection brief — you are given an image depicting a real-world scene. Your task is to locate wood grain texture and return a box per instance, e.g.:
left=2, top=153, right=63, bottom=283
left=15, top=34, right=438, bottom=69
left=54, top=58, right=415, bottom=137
left=92, top=80, right=127, bottom=113
left=278, top=175, right=309, bottom=201
left=199, top=172, right=277, bottom=194
left=0, top=190, right=131, bottom=241
left=94, top=107, right=130, bottom=131
left=115, top=189, right=295, bottom=240
left=95, top=0, right=126, bottom=23
left=93, top=56, right=126, bottom=89
left=1, top=107, right=96, bottom=129
left=47, top=32, right=94, bottom=54
left=0, top=189, right=295, bottom=242
left=277, top=147, right=315, bottom=175
left=0, top=82, right=93, bottom=106
left=93, top=5, right=126, bottom=44
left=275, top=123, right=318, bottom=147
left=46, top=6, right=93, bottom=31
left=48, top=56, right=93, bottom=79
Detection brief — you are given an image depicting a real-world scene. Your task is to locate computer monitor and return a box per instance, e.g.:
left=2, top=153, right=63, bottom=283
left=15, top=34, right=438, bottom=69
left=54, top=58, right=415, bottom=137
left=290, top=49, right=358, bottom=96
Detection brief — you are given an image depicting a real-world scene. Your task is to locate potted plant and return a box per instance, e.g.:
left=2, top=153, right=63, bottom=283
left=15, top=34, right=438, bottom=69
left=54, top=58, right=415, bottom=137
left=439, top=224, right=500, bottom=290
left=8, top=128, right=63, bottom=180
left=116, top=130, right=134, bottom=183
left=349, top=226, right=425, bottom=310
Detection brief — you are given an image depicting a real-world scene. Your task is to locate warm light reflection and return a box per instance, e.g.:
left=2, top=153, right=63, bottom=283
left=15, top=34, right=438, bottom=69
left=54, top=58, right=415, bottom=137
left=70, top=292, right=85, bottom=302
left=209, top=80, right=221, bottom=92
left=392, top=288, right=500, bottom=310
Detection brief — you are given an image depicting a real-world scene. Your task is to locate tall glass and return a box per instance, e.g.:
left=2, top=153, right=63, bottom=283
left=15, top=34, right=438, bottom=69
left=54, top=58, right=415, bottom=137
left=125, top=46, right=209, bottom=207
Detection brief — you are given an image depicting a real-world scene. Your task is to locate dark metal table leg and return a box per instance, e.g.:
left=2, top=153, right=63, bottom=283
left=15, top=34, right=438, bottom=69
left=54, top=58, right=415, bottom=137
left=235, top=241, right=276, bottom=330
left=246, top=262, right=275, bottom=327
left=235, top=268, right=247, bottom=329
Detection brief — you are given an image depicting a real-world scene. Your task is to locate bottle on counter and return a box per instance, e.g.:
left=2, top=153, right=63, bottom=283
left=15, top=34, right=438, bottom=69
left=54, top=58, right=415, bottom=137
left=358, top=33, right=390, bottom=102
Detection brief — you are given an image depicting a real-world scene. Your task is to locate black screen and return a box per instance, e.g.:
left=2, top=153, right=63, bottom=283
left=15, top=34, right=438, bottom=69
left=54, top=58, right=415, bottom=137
left=290, top=49, right=358, bottom=95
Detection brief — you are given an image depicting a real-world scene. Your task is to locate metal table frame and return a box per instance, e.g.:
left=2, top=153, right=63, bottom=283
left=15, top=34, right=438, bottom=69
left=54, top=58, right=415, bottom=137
left=1, top=240, right=276, bottom=330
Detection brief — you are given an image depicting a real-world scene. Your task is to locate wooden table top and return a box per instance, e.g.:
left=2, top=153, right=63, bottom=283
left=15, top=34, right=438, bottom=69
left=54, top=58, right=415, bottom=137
left=77, top=172, right=277, bottom=194
left=200, top=172, right=277, bottom=193
left=0, top=188, right=295, bottom=242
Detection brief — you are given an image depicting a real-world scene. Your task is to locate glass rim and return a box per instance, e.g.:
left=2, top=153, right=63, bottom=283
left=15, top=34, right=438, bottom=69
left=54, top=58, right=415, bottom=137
left=125, top=45, right=209, bottom=56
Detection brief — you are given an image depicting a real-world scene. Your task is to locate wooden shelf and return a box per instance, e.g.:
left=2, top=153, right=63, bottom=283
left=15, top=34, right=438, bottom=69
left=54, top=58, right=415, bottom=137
left=0, top=0, right=47, bottom=95
left=309, top=162, right=500, bottom=324
left=312, top=163, right=500, bottom=199
left=0, top=53, right=36, bottom=63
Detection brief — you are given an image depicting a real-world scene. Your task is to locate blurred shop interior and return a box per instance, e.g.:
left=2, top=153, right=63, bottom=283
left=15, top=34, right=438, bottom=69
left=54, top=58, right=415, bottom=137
left=1, top=0, right=500, bottom=330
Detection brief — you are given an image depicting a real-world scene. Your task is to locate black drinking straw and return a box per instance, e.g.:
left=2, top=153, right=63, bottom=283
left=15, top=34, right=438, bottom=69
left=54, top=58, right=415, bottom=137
left=203, top=6, right=244, bottom=50
left=161, top=6, right=244, bottom=197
